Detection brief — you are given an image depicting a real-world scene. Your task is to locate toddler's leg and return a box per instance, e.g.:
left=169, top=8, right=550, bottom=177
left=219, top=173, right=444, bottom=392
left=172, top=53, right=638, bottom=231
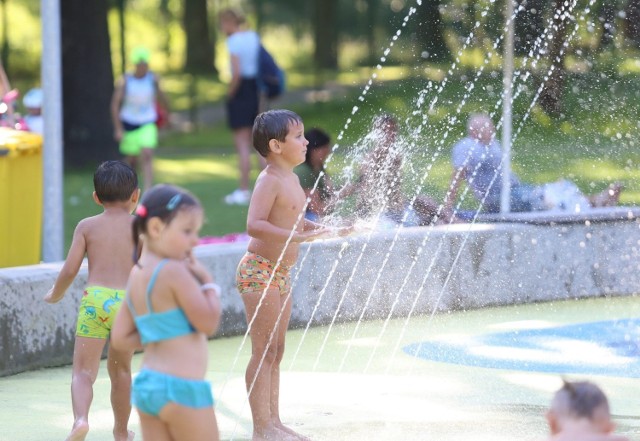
left=243, top=288, right=296, bottom=441
left=162, top=403, right=219, bottom=441
left=107, top=343, right=134, bottom=441
left=67, top=336, right=107, bottom=441
left=137, top=411, right=173, bottom=441
left=270, top=295, right=311, bottom=441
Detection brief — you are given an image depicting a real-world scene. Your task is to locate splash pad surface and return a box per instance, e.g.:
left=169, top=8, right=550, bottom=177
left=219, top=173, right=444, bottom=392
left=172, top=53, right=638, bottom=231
left=2, top=296, right=639, bottom=441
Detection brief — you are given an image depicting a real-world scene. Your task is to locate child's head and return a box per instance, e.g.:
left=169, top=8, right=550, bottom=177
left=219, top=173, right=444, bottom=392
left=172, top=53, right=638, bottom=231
left=132, top=184, right=203, bottom=263
left=304, top=128, right=331, bottom=167
left=130, top=46, right=150, bottom=75
left=93, top=160, right=139, bottom=204
left=372, top=113, right=398, bottom=146
left=252, top=109, right=304, bottom=158
left=547, top=380, right=615, bottom=435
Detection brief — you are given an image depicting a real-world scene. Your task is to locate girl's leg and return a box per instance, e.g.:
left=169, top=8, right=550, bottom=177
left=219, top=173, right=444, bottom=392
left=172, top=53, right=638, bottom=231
left=138, top=410, right=173, bottom=441
left=242, top=289, right=294, bottom=441
left=107, top=343, right=135, bottom=441
left=233, top=127, right=253, bottom=191
left=67, top=336, right=107, bottom=441
left=140, top=148, right=154, bottom=191
left=270, top=295, right=310, bottom=441
left=162, top=404, right=219, bottom=441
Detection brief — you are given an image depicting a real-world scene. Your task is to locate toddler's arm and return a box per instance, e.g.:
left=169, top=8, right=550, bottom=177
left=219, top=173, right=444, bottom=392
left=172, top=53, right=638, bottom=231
left=111, top=300, right=142, bottom=351
left=174, top=258, right=222, bottom=337
left=44, top=221, right=87, bottom=303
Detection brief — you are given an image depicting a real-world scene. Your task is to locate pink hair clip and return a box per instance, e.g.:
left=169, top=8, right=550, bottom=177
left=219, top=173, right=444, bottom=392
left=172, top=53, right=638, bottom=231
left=135, top=204, right=148, bottom=218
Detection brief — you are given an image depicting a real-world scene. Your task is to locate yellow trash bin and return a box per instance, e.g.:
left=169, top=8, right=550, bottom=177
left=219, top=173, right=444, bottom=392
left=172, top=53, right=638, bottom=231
left=0, top=128, right=43, bottom=267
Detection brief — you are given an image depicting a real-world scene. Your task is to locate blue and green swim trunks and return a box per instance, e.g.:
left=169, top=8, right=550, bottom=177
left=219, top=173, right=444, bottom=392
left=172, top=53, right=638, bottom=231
left=76, top=286, right=125, bottom=339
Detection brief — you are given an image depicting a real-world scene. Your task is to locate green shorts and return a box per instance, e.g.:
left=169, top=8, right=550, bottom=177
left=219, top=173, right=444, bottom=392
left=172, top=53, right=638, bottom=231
left=76, top=286, right=125, bottom=339
left=119, top=123, right=158, bottom=156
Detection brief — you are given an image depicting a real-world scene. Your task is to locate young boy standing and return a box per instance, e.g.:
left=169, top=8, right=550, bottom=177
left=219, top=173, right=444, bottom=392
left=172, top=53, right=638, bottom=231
left=236, top=109, right=329, bottom=441
left=44, top=160, right=139, bottom=441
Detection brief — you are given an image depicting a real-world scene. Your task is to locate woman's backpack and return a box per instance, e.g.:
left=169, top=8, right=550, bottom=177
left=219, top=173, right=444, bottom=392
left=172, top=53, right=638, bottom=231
left=257, top=44, right=285, bottom=99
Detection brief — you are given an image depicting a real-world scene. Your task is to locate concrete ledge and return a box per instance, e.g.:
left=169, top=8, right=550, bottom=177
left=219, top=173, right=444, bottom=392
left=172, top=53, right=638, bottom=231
left=475, top=206, right=640, bottom=224
left=2, top=218, right=640, bottom=377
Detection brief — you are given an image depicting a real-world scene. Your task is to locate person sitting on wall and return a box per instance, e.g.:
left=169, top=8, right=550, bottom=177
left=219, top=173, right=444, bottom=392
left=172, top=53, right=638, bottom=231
left=444, top=113, right=623, bottom=216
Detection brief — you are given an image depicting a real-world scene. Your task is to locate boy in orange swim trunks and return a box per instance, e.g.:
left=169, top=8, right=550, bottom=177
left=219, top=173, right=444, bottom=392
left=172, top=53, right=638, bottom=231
left=44, top=160, right=139, bottom=441
left=236, top=109, right=342, bottom=441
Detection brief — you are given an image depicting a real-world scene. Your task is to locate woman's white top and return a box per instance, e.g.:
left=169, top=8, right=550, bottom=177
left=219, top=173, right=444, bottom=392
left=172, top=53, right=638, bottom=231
left=227, top=30, right=260, bottom=78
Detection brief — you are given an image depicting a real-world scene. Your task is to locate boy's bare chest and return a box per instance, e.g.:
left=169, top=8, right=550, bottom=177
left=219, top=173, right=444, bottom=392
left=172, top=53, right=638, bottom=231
left=274, top=185, right=306, bottom=216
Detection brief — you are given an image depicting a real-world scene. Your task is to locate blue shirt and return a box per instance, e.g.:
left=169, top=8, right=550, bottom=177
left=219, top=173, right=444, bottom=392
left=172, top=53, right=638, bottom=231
left=451, top=136, right=520, bottom=205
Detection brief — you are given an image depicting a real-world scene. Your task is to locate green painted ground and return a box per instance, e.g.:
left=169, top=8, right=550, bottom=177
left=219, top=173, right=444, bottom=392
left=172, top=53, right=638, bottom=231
left=2, top=297, right=639, bottom=441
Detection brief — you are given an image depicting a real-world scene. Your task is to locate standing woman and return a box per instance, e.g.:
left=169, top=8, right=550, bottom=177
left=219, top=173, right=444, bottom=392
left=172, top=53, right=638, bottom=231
left=111, top=46, right=169, bottom=192
left=219, top=9, right=265, bottom=206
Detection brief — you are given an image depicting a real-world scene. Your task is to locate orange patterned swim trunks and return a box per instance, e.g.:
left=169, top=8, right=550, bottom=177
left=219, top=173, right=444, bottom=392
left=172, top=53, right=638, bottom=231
left=236, top=252, right=292, bottom=296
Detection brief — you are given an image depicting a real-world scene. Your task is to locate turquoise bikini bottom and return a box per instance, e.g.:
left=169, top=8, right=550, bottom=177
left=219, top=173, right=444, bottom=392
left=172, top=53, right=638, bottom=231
left=132, top=368, right=214, bottom=416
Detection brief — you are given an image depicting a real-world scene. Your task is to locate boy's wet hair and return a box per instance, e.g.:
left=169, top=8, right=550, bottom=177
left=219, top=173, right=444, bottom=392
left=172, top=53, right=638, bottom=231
left=252, top=109, right=303, bottom=158
left=552, top=380, right=610, bottom=420
left=372, top=113, right=397, bottom=130
left=93, top=160, right=138, bottom=203
left=131, top=184, right=201, bottom=264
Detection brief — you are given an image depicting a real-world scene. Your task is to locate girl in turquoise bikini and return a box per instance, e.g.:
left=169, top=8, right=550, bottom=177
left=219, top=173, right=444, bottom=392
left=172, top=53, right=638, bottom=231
left=111, top=184, right=222, bottom=441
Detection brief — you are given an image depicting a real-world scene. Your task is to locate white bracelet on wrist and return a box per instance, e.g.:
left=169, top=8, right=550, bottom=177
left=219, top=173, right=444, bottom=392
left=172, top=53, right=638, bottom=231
left=201, top=282, right=221, bottom=298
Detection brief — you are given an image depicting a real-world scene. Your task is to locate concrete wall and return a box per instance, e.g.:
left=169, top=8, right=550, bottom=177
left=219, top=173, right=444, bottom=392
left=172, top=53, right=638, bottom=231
left=2, top=215, right=640, bottom=377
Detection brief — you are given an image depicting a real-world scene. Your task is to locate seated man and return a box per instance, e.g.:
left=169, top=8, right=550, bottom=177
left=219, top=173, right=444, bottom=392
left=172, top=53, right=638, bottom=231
left=444, top=113, right=622, bottom=214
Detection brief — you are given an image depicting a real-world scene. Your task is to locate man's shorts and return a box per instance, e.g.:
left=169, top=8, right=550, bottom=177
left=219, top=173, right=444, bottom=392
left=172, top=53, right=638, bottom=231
left=235, top=252, right=291, bottom=296
left=76, top=286, right=125, bottom=339
left=119, top=122, right=158, bottom=156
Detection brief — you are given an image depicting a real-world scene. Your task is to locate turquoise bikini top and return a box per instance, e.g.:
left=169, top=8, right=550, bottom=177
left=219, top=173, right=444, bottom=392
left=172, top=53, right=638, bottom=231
left=127, top=259, right=195, bottom=345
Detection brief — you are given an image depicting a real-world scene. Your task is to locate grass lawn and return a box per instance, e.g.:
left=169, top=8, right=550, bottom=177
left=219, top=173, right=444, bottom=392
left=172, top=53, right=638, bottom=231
left=61, top=69, right=640, bottom=248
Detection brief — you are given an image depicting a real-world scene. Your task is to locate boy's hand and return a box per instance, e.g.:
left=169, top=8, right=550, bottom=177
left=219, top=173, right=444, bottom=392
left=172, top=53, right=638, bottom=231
left=43, top=287, right=63, bottom=304
left=334, top=225, right=354, bottom=237
left=185, top=252, right=213, bottom=285
left=296, top=228, right=331, bottom=242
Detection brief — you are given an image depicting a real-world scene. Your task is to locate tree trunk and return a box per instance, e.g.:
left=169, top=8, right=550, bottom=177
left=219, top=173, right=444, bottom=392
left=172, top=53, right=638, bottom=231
left=537, top=0, right=569, bottom=116
left=159, top=0, right=173, bottom=62
left=61, top=0, right=117, bottom=166
left=1, top=0, right=8, bottom=72
left=514, top=0, right=546, bottom=55
left=253, top=0, right=264, bottom=32
left=624, top=0, right=640, bottom=46
left=183, top=0, right=217, bottom=75
left=366, top=0, right=377, bottom=61
left=313, top=0, right=338, bottom=69
left=117, top=0, right=126, bottom=75
left=414, top=0, right=449, bottom=62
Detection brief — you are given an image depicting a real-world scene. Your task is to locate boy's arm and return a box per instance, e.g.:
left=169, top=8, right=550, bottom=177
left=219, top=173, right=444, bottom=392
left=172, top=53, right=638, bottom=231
left=111, top=77, right=125, bottom=140
left=248, top=175, right=327, bottom=242
left=154, top=75, right=170, bottom=111
left=44, top=222, right=87, bottom=303
left=110, top=301, right=142, bottom=351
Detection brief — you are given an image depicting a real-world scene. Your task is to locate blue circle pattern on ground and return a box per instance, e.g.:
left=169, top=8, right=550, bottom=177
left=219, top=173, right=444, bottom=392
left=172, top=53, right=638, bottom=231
left=404, top=318, right=640, bottom=377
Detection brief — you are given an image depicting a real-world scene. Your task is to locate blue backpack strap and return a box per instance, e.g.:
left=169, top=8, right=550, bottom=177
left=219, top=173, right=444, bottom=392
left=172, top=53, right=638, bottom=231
left=145, top=259, right=169, bottom=312
left=125, top=283, right=137, bottom=317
